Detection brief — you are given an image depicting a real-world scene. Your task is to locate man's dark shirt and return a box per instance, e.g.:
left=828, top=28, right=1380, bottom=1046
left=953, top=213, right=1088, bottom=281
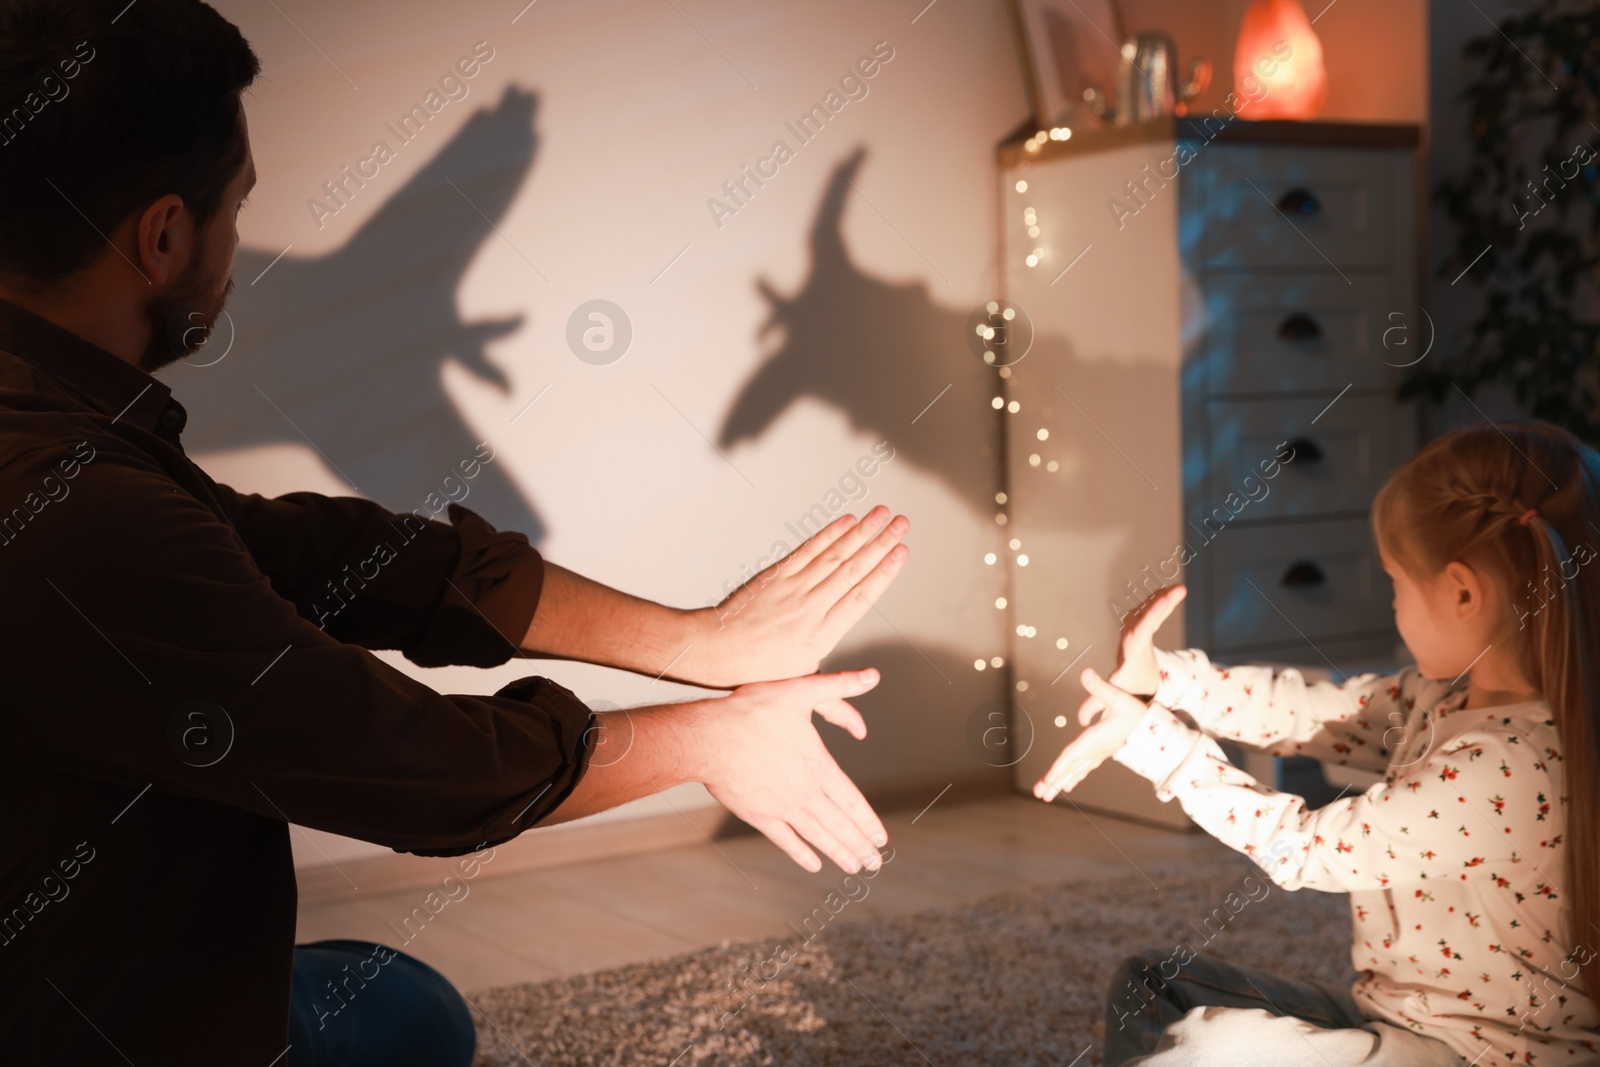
left=0, top=297, right=595, bottom=1063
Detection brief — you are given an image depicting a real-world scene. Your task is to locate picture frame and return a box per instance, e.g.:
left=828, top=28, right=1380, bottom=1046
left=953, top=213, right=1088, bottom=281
left=1008, top=0, right=1125, bottom=128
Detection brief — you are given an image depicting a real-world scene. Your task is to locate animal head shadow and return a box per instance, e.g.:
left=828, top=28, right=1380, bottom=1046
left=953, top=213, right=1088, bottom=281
left=167, top=84, right=544, bottom=539
left=719, top=147, right=999, bottom=512
left=717, top=147, right=1171, bottom=535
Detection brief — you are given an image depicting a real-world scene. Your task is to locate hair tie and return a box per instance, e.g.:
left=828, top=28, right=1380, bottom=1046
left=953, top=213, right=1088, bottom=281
left=1518, top=507, right=1539, bottom=526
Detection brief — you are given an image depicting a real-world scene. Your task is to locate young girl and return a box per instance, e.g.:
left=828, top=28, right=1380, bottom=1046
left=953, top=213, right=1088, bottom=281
left=1036, top=419, right=1600, bottom=1066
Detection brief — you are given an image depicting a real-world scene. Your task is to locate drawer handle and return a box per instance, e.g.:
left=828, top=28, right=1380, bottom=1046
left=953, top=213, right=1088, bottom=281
left=1284, top=436, right=1324, bottom=462
left=1276, top=187, right=1321, bottom=215
left=1277, top=313, right=1322, bottom=342
left=1280, top=561, right=1326, bottom=589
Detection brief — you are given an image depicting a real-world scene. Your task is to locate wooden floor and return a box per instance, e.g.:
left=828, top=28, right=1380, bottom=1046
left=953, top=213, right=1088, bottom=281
left=294, top=793, right=1227, bottom=995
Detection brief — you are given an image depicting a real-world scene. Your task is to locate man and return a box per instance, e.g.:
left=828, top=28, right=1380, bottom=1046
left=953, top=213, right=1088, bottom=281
left=0, top=1, right=911, bottom=1063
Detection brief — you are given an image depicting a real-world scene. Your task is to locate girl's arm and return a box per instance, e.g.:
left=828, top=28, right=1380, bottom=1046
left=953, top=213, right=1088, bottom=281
left=1113, top=696, right=1548, bottom=893
left=1150, top=647, right=1458, bottom=774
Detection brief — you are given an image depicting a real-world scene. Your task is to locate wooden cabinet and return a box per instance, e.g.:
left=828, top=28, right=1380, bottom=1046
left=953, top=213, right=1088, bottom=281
left=997, top=119, right=1420, bottom=826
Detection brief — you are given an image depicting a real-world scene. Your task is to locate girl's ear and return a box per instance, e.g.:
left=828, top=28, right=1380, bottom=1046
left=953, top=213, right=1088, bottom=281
left=1443, top=560, right=1485, bottom=621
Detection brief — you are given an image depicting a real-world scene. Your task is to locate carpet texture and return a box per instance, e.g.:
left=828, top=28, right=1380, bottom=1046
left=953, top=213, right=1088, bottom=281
left=469, top=858, right=1354, bottom=1066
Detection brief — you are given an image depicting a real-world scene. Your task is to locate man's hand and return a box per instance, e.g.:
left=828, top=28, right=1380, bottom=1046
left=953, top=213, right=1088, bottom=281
left=691, top=668, right=889, bottom=873
left=541, top=668, right=889, bottom=875
left=682, top=507, right=910, bottom=688
left=519, top=508, right=909, bottom=691
left=1032, top=668, right=1151, bottom=801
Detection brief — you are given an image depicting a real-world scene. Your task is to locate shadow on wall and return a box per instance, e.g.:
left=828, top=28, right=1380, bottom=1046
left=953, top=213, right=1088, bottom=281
left=165, top=85, right=545, bottom=540
left=820, top=640, right=1012, bottom=792
left=720, top=147, right=1001, bottom=515
left=720, top=146, right=1171, bottom=611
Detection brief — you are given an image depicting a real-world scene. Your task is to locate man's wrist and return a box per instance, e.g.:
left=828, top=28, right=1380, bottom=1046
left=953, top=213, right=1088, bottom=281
left=636, top=698, right=715, bottom=785
left=670, top=606, right=733, bottom=688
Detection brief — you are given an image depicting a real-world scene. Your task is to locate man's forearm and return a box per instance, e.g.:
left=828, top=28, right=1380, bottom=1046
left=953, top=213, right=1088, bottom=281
left=535, top=702, right=706, bottom=826
left=520, top=562, right=712, bottom=682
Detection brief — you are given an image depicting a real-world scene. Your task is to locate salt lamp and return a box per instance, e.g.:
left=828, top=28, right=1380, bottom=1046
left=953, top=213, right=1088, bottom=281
left=1233, top=0, right=1327, bottom=119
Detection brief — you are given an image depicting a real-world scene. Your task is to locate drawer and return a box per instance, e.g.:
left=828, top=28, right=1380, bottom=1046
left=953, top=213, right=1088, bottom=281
left=1192, top=146, right=1397, bottom=270
left=1206, top=518, right=1389, bottom=649
left=1197, top=273, right=1395, bottom=394
left=1202, top=395, right=1399, bottom=520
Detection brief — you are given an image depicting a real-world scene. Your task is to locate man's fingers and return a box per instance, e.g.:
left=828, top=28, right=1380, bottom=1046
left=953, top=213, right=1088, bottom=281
left=820, top=544, right=910, bottom=639
left=810, top=796, right=883, bottom=873
left=755, top=818, right=823, bottom=873
left=810, top=512, right=910, bottom=601
left=790, top=667, right=881, bottom=704
left=794, top=506, right=893, bottom=587
left=820, top=761, right=889, bottom=850
left=780, top=513, right=861, bottom=575
left=814, top=697, right=868, bottom=740
left=790, top=809, right=864, bottom=874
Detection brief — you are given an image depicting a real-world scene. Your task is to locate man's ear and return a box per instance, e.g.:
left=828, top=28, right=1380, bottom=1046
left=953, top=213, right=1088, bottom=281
left=133, top=194, right=192, bottom=287
left=1444, top=559, right=1484, bottom=621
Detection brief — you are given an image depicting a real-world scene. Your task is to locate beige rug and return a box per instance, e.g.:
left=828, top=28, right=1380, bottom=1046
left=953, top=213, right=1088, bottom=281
left=468, top=858, right=1353, bottom=1066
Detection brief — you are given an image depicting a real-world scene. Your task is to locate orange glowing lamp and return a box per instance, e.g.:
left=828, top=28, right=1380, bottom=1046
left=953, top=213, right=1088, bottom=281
left=1233, top=0, right=1327, bottom=119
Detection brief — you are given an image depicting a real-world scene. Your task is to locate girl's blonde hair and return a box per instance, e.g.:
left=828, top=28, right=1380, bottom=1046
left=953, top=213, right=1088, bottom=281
left=1372, top=418, right=1600, bottom=999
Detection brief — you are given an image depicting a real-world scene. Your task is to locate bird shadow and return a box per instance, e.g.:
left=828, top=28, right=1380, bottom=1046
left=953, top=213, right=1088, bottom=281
left=166, top=84, right=545, bottom=540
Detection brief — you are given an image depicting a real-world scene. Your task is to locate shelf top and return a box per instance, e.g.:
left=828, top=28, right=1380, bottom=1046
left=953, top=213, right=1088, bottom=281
left=997, top=116, right=1422, bottom=167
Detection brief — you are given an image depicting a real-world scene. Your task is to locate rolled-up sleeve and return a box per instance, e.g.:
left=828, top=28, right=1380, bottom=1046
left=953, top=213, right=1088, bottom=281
left=213, top=479, right=546, bottom=669
left=12, top=444, right=591, bottom=857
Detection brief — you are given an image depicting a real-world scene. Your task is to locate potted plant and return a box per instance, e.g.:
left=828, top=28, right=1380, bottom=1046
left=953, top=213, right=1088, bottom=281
left=1407, top=1, right=1600, bottom=441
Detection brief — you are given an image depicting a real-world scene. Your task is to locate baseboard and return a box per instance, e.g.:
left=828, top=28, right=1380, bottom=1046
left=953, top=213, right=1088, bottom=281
left=295, top=773, right=1011, bottom=906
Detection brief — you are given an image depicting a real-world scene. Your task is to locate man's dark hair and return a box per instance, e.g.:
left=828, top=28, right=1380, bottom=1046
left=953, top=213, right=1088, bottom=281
left=0, top=0, right=259, bottom=290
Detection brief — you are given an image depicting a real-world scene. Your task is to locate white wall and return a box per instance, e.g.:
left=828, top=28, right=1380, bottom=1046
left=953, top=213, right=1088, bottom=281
left=188, top=0, right=1025, bottom=866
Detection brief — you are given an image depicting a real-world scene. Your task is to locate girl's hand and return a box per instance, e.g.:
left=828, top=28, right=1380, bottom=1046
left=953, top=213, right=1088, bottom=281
left=1033, top=668, right=1156, bottom=801
left=1082, top=584, right=1186, bottom=726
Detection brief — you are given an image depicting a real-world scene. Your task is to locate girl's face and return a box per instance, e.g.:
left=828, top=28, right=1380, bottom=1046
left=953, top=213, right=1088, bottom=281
left=1378, top=544, right=1492, bottom=681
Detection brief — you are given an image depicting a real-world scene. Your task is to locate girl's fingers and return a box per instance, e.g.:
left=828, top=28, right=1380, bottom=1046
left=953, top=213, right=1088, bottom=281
left=1034, top=741, right=1081, bottom=796
left=1081, top=667, right=1140, bottom=711
left=1038, top=746, right=1099, bottom=800
left=1133, top=584, right=1187, bottom=638
left=1078, top=693, right=1106, bottom=727
left=813, top=697, right=868, bottom=740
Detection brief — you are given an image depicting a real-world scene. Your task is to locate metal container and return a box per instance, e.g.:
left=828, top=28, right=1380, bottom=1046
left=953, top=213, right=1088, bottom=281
left=1086, top=33, right=1210, bottom=126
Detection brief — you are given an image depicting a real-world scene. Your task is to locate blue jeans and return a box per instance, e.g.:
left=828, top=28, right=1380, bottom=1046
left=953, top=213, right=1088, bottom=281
left=287, top=939, right=476, bottom=1067
left=1103, top=949, right=1464, bottom=1067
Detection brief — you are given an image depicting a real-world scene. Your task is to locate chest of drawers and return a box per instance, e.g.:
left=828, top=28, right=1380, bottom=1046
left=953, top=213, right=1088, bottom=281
left=996, top=119, right=1421, bottom=825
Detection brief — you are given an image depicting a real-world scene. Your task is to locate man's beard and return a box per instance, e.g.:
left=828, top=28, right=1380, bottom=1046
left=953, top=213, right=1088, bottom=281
left=139, top=266, right=233, bottom=374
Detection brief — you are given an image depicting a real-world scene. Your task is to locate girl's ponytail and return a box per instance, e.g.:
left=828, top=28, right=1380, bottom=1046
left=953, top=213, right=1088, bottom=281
left=1373, top=419, right=1600, bottom=999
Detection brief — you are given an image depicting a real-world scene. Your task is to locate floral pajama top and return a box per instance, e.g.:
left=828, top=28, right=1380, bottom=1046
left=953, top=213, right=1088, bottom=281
left=1110, top=647, right=1598, bottom=1064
